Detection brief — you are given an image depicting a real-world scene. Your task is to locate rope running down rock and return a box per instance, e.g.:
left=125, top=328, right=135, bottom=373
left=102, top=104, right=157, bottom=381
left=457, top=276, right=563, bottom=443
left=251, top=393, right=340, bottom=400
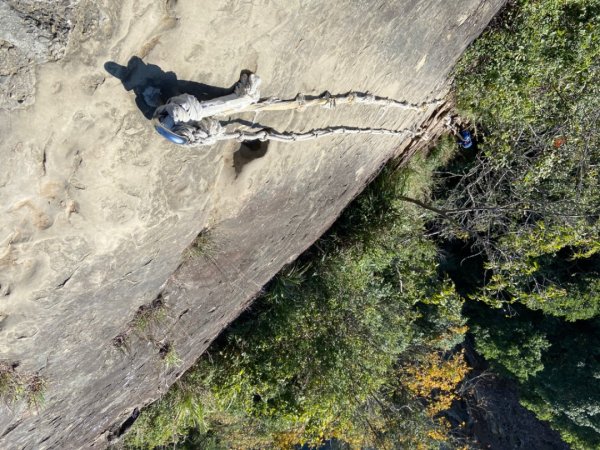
left=153, top=72, right=437, bottom=147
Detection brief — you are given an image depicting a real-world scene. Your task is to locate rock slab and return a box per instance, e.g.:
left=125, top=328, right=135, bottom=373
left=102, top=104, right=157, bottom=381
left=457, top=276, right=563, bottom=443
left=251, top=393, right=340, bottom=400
left=0, top=0, right=504, bottom=448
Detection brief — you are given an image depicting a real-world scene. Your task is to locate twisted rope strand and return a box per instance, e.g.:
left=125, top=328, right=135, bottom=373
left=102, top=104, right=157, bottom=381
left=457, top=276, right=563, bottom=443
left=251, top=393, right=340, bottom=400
left=210, top=125, right=426, bottom=145
left=155, top=71, right=439, bottom=146
left=235, top=91, right=443, bottom=115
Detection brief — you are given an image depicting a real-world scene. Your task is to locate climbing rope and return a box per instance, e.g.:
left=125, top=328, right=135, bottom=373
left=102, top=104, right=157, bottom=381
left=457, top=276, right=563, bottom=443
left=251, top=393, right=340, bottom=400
left=152, top=72, right=438, bottom=146
left=170, top=117, right=427, bottom=146
left=222, top=125, right=424, bottom=143
left=241, top=91, right=442, bottom=114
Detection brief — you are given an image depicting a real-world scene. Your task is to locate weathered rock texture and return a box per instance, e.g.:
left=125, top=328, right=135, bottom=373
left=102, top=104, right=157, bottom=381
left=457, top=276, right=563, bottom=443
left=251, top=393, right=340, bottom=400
left=0, top=0, right=504, bottom=448
left=0, top=0, right=79, bottom=108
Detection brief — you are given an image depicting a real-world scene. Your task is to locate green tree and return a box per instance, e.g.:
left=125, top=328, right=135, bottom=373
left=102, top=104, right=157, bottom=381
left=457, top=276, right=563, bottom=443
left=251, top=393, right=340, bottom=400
left=520, top=320, right=600, bottom=450
left=472, top=320, right=550, bottom=382
left=470, top=306, right=600, bottom=449
left=125, top=156, right=469, bottom=450
left=433, top=0, right=600, bottom=320
left=430, top=1, right=600, bottom=447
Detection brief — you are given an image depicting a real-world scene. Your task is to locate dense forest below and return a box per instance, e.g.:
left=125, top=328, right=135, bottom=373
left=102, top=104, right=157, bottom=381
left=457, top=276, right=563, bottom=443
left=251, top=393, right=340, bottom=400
left=122, top=0, right=600, bottom=448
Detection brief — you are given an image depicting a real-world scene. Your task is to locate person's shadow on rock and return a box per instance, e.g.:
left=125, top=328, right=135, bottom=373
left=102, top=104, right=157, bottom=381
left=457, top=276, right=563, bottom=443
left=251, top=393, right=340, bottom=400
left=104, top=56, right=233, bottom=119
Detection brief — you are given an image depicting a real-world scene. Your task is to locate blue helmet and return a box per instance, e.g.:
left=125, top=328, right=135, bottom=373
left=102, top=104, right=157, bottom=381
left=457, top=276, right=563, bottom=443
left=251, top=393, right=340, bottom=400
left=154, top=123, right=188, bottom=145
left=152, top=113, right=189, bottom=145
left=459, top=130, right=473, bottom=149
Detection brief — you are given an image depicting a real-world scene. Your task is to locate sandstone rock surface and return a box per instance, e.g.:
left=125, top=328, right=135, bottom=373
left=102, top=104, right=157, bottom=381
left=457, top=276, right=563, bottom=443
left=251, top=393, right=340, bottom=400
left=0, top=0, right=504, bottom=448
left=0, top=0, right=79, bottom=108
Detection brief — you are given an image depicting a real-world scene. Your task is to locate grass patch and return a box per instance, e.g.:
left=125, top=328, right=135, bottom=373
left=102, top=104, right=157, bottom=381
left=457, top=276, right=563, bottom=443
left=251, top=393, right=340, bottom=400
left=131, top=296, right=166, bottom=333
left=112, top=295, right=167, bottom=351
left=185, top=229, right=216, bottom=260
left=0, top=362, right=46, bottom=410
left=159, top=342, right=182, bottom=369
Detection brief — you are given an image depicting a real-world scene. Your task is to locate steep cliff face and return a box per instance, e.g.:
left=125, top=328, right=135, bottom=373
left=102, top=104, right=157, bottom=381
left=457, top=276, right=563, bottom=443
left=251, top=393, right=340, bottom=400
left=0, top=0, right=504, bottom=448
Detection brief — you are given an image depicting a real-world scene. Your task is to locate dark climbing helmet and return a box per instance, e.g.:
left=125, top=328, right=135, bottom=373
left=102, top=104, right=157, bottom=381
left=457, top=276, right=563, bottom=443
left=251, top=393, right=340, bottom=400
left=459, top=130, right=473, bottom=149
left=154, top=123, right=188, bottom=145
left=152, top=113, right=189, bottom=145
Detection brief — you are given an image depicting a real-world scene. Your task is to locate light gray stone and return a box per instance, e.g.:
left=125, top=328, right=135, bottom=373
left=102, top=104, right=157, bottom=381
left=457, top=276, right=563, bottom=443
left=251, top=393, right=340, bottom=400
left=0, top=0, right=505, bottom=448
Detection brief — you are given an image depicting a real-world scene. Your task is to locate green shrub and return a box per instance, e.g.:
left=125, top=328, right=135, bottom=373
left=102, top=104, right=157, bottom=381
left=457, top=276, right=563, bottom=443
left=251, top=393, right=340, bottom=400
left=125, top=146, right=466, bottom=449
left=472, top=318, right=550, bottom=382
left=433, top=1, right=600, bottom=447
left=436, top=0, right=600, bottom=321
left=0, top=363, right=45, bottom=409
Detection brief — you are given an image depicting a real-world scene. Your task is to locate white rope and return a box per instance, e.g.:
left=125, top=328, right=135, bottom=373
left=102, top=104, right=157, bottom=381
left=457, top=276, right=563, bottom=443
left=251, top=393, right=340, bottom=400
left=220, top=126, right=422, bottom=144
left=240, top=91, right=442, bottom=115
left=173, top=118, right=426, bottom=146
left=154, top=73, right=262, bottom=123
left=153, top=71, right=436, bottom=146
left=174, top=119, right=225, bottom=146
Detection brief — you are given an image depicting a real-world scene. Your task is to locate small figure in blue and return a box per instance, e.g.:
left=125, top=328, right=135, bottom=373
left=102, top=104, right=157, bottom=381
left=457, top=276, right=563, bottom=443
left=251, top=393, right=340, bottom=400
left=458, top=129, right=473, bottom=149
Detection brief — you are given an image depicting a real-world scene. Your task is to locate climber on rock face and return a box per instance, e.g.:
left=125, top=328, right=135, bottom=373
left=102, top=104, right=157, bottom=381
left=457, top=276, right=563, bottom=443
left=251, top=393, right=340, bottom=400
left=153, top=72, right=262, bottom=145
left=152, top=70, right=441, bottom=147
